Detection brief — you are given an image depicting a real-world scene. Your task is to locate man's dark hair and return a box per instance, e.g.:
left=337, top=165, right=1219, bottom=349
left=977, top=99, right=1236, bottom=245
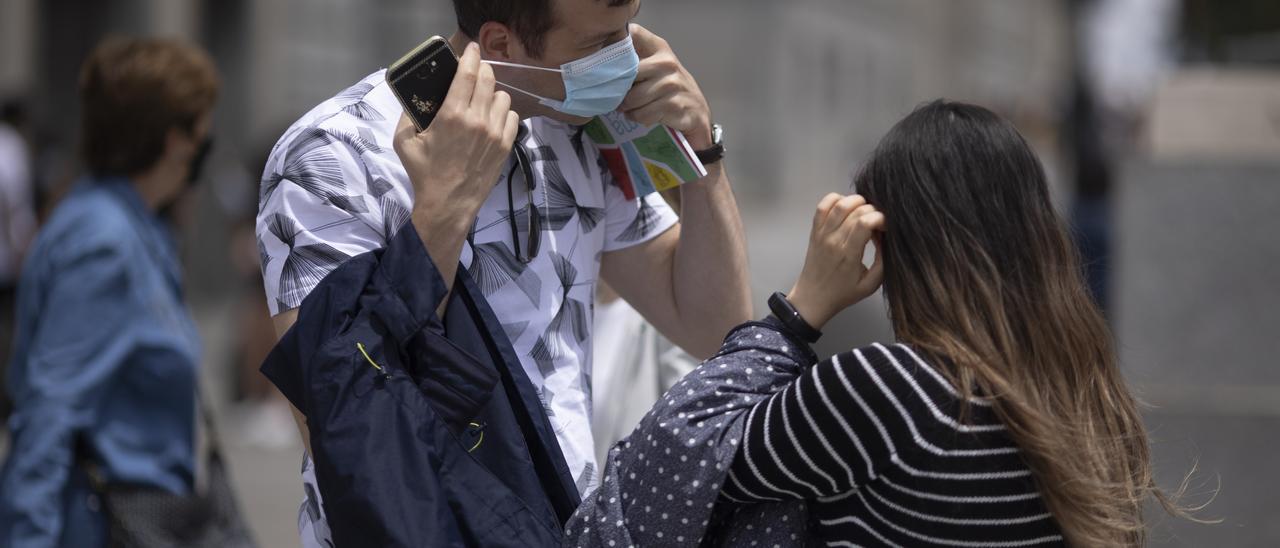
left=452, top=0, right=631, bottom=58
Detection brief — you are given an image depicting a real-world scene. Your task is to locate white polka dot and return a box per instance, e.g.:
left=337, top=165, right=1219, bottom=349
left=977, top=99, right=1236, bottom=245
left=755, top=333, right=763, bottom=339
left=609, top=540, right=616, bottom=546
left=692, top=480, right=700, bottom=487
left=673, top=474, right=680, bottom=481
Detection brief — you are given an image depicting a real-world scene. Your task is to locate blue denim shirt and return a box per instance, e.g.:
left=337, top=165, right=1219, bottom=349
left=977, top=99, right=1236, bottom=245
left=0, top=178, right=201, bottom=547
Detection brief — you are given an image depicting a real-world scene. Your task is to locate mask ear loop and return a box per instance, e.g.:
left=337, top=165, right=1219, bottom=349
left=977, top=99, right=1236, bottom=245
left=483, top=61, right=566, bottom=106
left=494, top=81, right=552, bottom=102
left=482, top=60, right=563, bottom=73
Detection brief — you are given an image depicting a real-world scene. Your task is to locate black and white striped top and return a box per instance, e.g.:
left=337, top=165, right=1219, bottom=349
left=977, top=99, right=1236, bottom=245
left=722, top=341, right=1065, bottom=547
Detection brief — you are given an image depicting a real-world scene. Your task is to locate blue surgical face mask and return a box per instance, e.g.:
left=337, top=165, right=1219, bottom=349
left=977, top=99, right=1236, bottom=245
left=484, top=34, right=640, bottom=118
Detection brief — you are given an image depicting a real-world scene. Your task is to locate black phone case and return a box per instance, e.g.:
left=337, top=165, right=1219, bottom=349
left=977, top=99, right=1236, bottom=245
left=388, top=39, right=458, bottom=132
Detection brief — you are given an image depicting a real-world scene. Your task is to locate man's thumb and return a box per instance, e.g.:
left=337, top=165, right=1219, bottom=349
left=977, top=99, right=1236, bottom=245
left=629, top=23, right=664, bottom=57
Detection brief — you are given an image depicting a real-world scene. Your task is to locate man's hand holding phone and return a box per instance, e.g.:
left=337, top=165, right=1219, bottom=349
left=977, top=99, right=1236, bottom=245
left=394, top=42, right=519, bottom=227
left=392, top=42, right=519, bottom=303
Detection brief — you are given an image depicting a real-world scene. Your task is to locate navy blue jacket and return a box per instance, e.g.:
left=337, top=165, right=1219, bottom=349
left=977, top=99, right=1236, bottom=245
left=261, top=223, right=580, bottom=547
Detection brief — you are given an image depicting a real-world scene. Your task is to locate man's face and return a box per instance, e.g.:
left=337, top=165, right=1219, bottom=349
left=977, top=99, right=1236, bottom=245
left=490, top=0, right=640, bottom=125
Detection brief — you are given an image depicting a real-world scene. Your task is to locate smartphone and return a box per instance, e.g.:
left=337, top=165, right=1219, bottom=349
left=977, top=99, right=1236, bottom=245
left=387, top=36, right=459, bottom=132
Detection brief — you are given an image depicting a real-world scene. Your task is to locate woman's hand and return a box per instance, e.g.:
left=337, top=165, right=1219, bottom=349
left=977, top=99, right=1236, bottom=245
left=786, top=194, right=886, bottom=330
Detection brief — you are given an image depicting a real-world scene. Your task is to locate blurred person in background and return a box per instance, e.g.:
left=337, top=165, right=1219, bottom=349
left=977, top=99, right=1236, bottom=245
left=0, top=98, right=38, bottom=422
left=0, top=37, right=219, bottom=547
left=1065, top=0, right=1178, bottom=311
left=570, top=101, right=1194, bottom=547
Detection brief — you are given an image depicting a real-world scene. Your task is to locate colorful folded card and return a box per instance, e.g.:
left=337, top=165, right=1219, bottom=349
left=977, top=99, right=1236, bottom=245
left=584, top=112, right=707, bottom=200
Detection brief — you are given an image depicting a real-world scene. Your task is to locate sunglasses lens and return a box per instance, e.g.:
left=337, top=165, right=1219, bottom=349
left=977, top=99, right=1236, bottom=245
left=527, top=208, right=541, bottom=258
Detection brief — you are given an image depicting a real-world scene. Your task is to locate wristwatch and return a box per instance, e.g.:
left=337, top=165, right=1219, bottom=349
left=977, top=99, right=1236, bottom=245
left=693, top=123, right=725, bottom=165
left=768, top=291, right=823, bottom=344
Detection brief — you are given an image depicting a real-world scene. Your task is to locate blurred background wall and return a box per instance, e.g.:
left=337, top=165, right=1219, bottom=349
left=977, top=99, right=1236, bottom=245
left=0, top=0, right=1276, bottom=545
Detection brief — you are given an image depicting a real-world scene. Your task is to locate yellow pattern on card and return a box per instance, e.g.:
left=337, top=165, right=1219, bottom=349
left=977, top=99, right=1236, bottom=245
left=645, top=161, right=682, bottom=191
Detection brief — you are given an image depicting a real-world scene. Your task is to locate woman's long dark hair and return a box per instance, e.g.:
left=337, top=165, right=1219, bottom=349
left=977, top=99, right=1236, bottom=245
left=855, top=100, right=1177, bottom=546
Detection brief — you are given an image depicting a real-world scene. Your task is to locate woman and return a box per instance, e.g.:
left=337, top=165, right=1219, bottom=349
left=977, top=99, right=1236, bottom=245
left=0, top=37, right=219, bottom=546
left=568, top=101, right=1178, bottom=547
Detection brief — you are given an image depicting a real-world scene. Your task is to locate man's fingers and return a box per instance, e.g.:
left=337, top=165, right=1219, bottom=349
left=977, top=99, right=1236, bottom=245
left=619, top=73, right=676, bottom=112
left=629, top=23, right=665, bottom=58
left=471, top=60, right=497, bottom=111
left=490, top=90, right=512, bottom=130
left=445, top=42, right=481, bottom=110
left=624, top=100, right=667, bottom=128
left=501, top=110, right=520, bottom=151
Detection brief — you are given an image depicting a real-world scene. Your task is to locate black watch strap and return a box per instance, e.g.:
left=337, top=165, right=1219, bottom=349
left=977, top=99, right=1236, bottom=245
left=694, top=124, right=724, bottom=165
left=768, top=291, right=822, bottom=344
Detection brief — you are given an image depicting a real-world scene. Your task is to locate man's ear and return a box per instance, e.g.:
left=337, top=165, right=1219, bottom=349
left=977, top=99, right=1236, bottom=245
left=477, top=21, right=520, bottom=61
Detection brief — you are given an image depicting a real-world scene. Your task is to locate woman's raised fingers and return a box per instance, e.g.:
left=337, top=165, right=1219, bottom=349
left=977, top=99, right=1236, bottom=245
left=823, top=194, right=867, bottom=234
left=813, top=193, right=843, bottom=232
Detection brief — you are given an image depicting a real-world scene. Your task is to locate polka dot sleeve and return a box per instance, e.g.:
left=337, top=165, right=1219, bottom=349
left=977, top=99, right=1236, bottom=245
left=563, top=320, right=814, bottom=547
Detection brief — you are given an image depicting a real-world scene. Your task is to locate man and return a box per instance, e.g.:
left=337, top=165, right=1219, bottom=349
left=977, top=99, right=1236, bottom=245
left=256, top=0, right=751, bottom=543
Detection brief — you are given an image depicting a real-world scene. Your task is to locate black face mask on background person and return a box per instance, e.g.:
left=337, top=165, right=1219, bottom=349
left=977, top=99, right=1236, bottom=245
left=188, top=136, right=213, bottom=185
left=158, top=136, right=214, bottom=222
